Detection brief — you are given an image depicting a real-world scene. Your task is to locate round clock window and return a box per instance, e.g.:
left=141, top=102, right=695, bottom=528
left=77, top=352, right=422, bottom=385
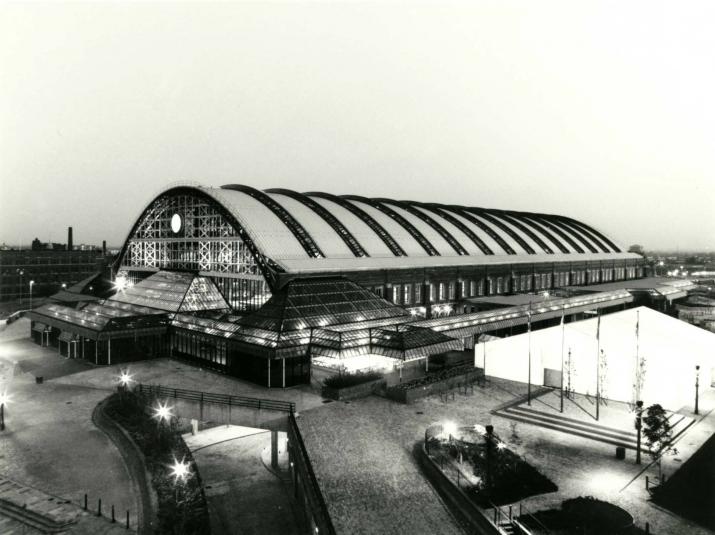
left=171, top=213, right=182, bottom=234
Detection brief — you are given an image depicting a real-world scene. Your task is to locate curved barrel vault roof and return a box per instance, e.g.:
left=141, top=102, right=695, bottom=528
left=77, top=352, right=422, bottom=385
left=123, top=184, right=640, bottom=276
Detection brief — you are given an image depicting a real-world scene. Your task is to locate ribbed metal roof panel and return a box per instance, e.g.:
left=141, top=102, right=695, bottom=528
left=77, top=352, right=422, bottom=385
left=344, top=199, right=427, bottom=256
left=206, top=187, right=309, bottom=260
left=266, top=193, right=354, bottom=258
left=410, top=205, right=488, bottom=256
left=308, top=196, right=394, bottom=257
left=380, top=202, right=459, bottom=256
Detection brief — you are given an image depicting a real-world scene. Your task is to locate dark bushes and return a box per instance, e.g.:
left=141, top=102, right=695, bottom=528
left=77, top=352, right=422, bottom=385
left=323, top=370, right=383, bottom=389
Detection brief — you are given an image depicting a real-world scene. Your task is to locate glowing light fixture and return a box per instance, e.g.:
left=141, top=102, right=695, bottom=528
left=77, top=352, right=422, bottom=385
left=118, top=369, right=133, bottom=387
left=443, top=421, right=458, bottom=438
left=153, top=402, right=174, bottom=422
left=169, top=457, right=192, bottom=483
left=171, top=213, right=183, bottom=234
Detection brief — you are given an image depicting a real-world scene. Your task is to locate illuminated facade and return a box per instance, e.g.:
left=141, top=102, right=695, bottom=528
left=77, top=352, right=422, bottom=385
left=28, top=184, right=647, bottom=387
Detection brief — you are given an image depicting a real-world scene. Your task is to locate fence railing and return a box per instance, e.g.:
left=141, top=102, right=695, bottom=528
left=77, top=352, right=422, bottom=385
left=134, top=383, right=296, bottom=413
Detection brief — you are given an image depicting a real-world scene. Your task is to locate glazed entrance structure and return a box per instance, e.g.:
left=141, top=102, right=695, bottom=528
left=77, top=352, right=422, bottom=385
left=26, top=184, right=647, bottom=387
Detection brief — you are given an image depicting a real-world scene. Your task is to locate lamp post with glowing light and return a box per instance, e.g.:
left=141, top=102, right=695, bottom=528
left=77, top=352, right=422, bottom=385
left=485, top=425, right=494, bottom=490
left=29, top=280, right=35, bottom=310
left=695, top=365, right=700, bottom=415
left=169, top=456, right=193, bottom=525
left=0, top=391, right=10, bottom=431
left=117, top=369, right=133, bottom=396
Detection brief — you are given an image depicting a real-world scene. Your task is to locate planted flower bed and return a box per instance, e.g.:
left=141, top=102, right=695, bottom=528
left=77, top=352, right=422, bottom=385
left=386, top=364, right=482, bottom=403
left=425, top=423, right=557, bottom=507
left=103, top=391, right=210, bottom=535
left=321, top=371, right=385, bottom=401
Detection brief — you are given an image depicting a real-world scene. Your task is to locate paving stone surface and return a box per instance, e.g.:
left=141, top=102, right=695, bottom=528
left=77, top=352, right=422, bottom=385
left=298, top=377, right=715, bottom=535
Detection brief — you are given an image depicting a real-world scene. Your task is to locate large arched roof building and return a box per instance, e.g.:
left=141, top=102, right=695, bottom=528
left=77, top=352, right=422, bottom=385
left=116, top=184, right=641, bottom=311
left=28, top=184, right=646, bottom=388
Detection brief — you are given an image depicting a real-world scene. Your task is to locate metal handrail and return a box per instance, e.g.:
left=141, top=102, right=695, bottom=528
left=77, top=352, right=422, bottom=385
left=134, top=383, right=295, bottom=413
left=518, top=501, right=552, bottom=534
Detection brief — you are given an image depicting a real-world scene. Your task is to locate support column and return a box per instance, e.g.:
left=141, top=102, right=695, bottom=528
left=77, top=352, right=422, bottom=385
left=95, top=341, right=98, bottom=365
left=108, top=338, right=112, bottom=366
left=271, top=430, right=279, bottom=469
left=267, top=359, right=271, bottom=388
left=425, top=355, right=429, bottom=372
left=282, top=358, right=286, bottom=388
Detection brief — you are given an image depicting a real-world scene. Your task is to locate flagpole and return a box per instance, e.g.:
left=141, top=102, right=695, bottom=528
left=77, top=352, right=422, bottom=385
left=527, top=302, right=532, bottom=406
left=560, top=305, right=565, bottom=413
left=635, top=309, right=640, bottom=403
left=596, top=310, right=601, bottom=421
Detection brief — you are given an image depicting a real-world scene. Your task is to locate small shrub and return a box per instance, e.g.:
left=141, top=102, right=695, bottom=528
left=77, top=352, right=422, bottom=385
left=323, top=370, right=383, bottom=389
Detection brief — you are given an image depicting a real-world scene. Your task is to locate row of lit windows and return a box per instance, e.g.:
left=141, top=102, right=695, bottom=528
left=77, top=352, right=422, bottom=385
left=377, top=266, right=643, bottom=305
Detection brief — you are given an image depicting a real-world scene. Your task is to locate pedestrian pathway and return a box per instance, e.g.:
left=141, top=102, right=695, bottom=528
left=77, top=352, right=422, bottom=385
left=186, top=425, right=303, bottom=535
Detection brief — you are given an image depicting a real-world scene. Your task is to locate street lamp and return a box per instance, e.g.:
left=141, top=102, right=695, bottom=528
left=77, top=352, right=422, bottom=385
left=153, top=402, right=174, bottom=423
left=117, top=369, right=133, bottom=393
left=695, top=365, right=700, bottom=415
left=16, top=269, right=24, bottom=306
left=0, top=391, right=11, bottom=431
left=170, top=457, right=192, bottom=483
left=29, top=280, right=35, bottom=310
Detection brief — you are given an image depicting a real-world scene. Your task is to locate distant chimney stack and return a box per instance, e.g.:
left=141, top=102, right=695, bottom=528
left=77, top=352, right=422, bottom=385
left=67, top=227, right=73, bottom=251
left=102, top=240, right=106, bottom=255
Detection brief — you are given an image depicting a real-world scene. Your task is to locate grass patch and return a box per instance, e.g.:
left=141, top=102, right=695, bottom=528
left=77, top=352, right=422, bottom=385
left=323, top=370, right=383, bottom=389
left=104, top=390, right=210, bottom=535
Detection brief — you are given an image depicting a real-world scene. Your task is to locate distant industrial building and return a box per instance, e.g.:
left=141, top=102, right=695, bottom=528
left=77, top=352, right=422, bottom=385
left=0, top=227, right=109, bottom=303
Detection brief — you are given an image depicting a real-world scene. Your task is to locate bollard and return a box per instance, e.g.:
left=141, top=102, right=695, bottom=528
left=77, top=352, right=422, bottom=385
left=126, top=510, right=130, bottom=530
left=457, top=471, right=460, bottom=488
left=645, top=476, right=649, bottom=490
left=645, top=522, right=650, bottom=535
left=84, top=494, right=87, bottom=510
left=98, top=498, right=102, bottom=517
left=112, top=505, right=115, bottom=523
left=509, top=505, right=512, bottom=521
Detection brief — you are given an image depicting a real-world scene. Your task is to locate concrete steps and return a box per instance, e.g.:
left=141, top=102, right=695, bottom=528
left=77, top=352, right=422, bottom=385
left=494, top=404, right=694, bottom=452
left=0, top=478, right=77, bottom=533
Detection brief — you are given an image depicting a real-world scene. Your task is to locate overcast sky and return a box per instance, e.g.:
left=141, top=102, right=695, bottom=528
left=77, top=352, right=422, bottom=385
left=1, top=1, right=713, bottom=250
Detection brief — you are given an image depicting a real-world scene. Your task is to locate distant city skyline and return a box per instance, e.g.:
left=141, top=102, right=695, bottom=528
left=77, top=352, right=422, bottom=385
left=1, top=2, right=714, bottom=251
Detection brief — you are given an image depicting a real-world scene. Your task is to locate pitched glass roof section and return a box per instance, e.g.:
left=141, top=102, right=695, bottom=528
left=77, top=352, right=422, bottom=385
left=265, top=189, right=369, bottom=258
left=342, top=195, right=440, bottom=256
left=180, top=276, right=232, bottom=312
left=222, top=184, right=325, bottom=258
left=238, top=277, right=410, bottom=332
left=378, top=199, right=468, bottom=255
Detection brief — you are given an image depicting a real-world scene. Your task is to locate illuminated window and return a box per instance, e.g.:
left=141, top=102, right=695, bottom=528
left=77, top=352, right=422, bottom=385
left=448, top=282, right=456, bottom=300
left=392, top=285, right=400, bottom=304
left=429, top=283, right=436, bottom=302
left=403, top=284, right=412, bottom=305
left=415, top=284, right=422, bottom=303
left=478, top=279, right=485, bottom=296
left=496, top=277, right=503, bottom=294
left=469, top=280, right=476, bottom=297
left=460, top=280, right=466, bottom=298
left=439, top=283, right=446, bottom=301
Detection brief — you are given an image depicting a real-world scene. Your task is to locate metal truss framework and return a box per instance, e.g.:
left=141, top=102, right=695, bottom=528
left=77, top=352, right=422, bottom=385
left=501, top=211, right=569, bottom=253
left=306, top=192, right=406, bottom=256
left=222, top=184, right=325, bottom=258
left=115, top=187, right=276, bottom=311
left=265, top=188, right=369, bottom=257
left=342, top=195, right=440, bottom=256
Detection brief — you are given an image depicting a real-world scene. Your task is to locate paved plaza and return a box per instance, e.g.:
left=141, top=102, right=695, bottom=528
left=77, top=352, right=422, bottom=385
left=298, top=377, right=715, bottom=535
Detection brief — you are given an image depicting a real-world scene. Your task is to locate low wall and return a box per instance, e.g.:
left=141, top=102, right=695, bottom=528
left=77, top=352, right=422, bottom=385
left=93, top=399, right=158, bottom=535
left=321, top=379, right=386, bottom=401
left=415, top=443, right=503, bottom=535
left=386, top=369, right=481, bottom=404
